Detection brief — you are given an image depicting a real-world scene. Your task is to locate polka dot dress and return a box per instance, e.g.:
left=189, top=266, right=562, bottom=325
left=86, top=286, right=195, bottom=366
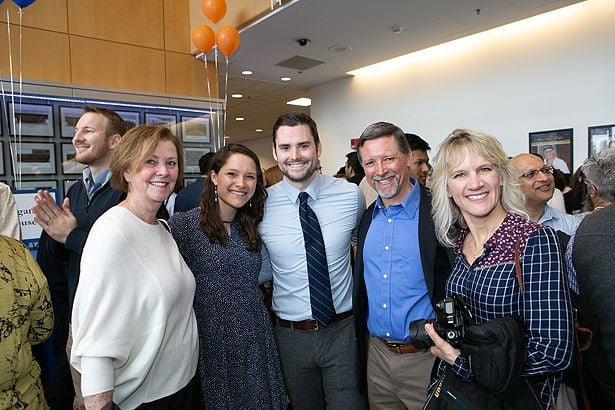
left=169, top=208, right=286, bottom=410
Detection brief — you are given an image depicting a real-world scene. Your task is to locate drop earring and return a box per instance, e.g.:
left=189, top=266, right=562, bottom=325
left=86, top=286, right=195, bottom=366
left=214, top=186, right=218, bottom=202
left=249, top=200, right=252, bottom=208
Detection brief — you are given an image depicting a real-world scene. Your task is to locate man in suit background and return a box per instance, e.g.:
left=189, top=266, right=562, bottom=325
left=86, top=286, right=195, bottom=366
left=174, top=151, right=215, bottom=213
left=353, top=122, right=452, bottom=409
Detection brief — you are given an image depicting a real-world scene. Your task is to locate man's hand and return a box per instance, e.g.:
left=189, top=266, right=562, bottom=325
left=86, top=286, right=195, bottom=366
left=32, top=190, right=78, bottom=244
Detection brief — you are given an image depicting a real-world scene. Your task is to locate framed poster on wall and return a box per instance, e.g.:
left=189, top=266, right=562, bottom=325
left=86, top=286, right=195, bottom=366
left=15, top=142, right=57, bottom=175
left=117, top=110, right=141, bottom=130
left=8, top=102, right=54, bottom=137
left=59, top=106, right=83, bottom=137
left=588, top=124, right=615, bottom=156
left=184, top=147, right=210, bottom=174
left=145, top=113, right=177, bottom=135
left=529, top=128, right=573, bottom=174
left=17, top=180, right=58, bottom=190
left=181, top=115, right=211, bottom=143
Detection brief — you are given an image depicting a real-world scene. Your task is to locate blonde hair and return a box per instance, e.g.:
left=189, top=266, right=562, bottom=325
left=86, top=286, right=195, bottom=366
left=431, top=129, right=526, bottom=246
left=111, top=125, right=183, bottom=193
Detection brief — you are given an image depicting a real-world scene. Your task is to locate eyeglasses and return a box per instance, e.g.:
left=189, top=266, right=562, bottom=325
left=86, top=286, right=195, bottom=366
left=519, top=165, right=554, bottom=180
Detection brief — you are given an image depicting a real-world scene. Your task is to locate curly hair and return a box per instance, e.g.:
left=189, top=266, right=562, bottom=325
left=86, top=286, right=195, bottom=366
left=199, top=144, right=267, bottom=251
left=431, top=129, right=526, bottom=246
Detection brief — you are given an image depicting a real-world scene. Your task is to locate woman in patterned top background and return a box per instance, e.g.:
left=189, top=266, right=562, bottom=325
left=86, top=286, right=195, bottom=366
left=0, top=234, right=53, bottom=409
left=425, top=129, right=573, bottom=409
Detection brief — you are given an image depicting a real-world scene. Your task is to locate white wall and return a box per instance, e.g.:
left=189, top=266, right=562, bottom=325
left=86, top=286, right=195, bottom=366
left=311, top=0, right=615, bottom=175
left=242, top=136, right=276, bottom=170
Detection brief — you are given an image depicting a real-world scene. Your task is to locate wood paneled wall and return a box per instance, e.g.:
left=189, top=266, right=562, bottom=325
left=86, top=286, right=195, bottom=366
left=0, top=0, right=216, bottom=98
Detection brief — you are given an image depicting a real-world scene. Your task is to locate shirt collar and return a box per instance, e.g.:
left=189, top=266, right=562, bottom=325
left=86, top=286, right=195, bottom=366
left=453, top=212, right=521, bottom=254
left=279, top=172, right=323, bottom=204
left=82, top=167, right=112, bottom=195
left=374, top=177, right=420, bottom=218
left=539, top=204, right=556, bottom=224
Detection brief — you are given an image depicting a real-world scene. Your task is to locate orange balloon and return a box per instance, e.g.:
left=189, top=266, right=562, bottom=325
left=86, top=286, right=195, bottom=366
left=202, top=0, right=226, bottom=24
left=216, top=26, right=240, bottom=57
left=192, top=25, right=216, bottom=53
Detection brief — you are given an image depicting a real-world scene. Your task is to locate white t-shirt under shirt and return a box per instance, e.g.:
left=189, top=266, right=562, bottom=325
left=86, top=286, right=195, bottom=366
left=71, top=206, right=198, bottom=409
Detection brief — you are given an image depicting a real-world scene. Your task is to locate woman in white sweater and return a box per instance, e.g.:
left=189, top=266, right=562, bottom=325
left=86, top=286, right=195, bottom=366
left=70, top=125, right=200, bottom=409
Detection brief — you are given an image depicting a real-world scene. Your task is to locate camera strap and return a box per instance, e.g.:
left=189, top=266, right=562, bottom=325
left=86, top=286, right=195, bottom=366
left=514, top=241, right=523, bottom=294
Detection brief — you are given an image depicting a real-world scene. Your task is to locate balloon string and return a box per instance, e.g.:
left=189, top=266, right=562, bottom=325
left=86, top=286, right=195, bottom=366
left=215, top=48, right=221, bottom=149
left=17, top=7, right=24, bottom=189
left=203, top=57, right=216, bottom=152
left=6, top=9, right=19, bottom=187
left=224, top=55, right=229, bottom=147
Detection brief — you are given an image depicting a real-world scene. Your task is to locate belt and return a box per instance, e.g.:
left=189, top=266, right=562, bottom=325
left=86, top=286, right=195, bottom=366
left=276, top=310, right=353, bottom=331
left=377, top=337, right=424, bottom=354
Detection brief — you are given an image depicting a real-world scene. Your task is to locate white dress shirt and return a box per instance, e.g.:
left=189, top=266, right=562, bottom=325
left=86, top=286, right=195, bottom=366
left=259, top=173, right=365, bottom=321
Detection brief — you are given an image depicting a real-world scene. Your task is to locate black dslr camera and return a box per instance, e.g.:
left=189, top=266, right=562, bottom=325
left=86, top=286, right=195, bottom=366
left=409, top=295, right=471, bottom=349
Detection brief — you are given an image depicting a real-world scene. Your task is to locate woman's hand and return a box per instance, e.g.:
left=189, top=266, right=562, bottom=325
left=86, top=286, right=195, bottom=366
left=425, top=323, right=461, bottom=365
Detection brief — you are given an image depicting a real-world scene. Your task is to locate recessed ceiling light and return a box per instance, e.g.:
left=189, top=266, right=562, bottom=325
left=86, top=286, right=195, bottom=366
left=281, top=77, right=291, bottom=82
left=235, top=117, right=245, bottom=121
left=241, top=70, right=253, bottom=75
left=328, top=44, right=351, bottom=53
left=256, top=129, right=263, bottom=132
left=231, top=93, right=243, bottom=98
left=287, top=97, right=311, bottom=107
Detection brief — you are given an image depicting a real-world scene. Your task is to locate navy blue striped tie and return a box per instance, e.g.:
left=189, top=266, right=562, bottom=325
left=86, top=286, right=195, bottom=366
left=298, top=192, right=335, bottom=325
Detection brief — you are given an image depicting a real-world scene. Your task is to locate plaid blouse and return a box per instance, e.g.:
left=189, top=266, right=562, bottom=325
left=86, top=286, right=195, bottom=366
left=431, top=213, right=573, bottom=409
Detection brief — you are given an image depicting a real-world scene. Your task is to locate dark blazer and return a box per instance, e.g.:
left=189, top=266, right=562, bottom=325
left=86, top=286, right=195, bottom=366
left=352, top=184, right=453, bottom=391
left=174, top=176, right=205, bottom=213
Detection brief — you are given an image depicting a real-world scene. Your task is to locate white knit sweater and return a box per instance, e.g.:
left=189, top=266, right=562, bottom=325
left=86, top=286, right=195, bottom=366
left=71, top=206, right=198, bottom=409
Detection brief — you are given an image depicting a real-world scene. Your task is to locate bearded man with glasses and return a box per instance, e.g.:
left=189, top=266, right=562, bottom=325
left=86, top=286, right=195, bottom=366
left=511, top=153, right=580, bottom=236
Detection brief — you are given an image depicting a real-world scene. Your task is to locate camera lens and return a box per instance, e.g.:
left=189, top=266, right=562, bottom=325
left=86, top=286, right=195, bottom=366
left=409, top=319, right=434, bottom=349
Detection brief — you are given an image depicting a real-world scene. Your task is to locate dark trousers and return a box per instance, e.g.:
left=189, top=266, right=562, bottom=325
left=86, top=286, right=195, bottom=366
left=136, top=375, right=203, bottom=409
left=49, top=302, right=75, bottom=410
left=274, top=315, right=367, bottom=410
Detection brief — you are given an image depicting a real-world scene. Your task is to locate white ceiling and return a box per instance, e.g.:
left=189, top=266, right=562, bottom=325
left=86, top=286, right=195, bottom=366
left=214, top=0, right=584, bottom=142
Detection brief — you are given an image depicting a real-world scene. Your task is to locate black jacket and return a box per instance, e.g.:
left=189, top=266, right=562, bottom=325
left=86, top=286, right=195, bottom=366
left=352, top=184, right=453, bottom=391
left=37, top=179, right=125, bottom=315
left=174, top=177, right=205, bottom=213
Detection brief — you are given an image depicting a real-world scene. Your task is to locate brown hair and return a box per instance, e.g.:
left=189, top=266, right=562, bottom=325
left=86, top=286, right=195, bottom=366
left=272, top=112, right=319, bottom=146
left=110, top=125, right=183, bottom=193
left=200, top=144, right=266, bottom=251
left=84, top=105, right=127, bottom=137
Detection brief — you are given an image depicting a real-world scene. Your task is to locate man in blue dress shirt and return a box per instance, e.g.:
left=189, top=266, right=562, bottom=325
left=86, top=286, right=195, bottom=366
left=259, top=112, right=366, bottom=410
left=353, top=122, right=452, bottom=409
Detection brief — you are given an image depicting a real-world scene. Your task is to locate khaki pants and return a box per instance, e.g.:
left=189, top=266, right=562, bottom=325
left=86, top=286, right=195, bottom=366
left=366, top=335, right=435, bottom=410
left=66, top=324, right=86, bottom=410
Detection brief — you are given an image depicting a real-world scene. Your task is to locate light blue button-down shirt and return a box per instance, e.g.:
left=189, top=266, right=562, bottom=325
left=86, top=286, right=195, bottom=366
left=82, top=167, right=112, bottom=200
left=259, top=173, right=365, bottom=321
left=539, top=204, right=580, bottom=236
left=363, top=179, right=434, bottom=341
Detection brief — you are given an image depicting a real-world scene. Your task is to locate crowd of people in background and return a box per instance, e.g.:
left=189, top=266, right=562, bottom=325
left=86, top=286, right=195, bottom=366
left=1, top=105, right=614, bottom=410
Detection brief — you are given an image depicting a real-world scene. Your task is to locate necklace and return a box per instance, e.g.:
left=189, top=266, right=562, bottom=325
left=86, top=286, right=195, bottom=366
left=464, top=213, right=505, bottom=262
left=222, top=220, right=233, bottom=224
left=465, top=242, right=485, bottom=261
